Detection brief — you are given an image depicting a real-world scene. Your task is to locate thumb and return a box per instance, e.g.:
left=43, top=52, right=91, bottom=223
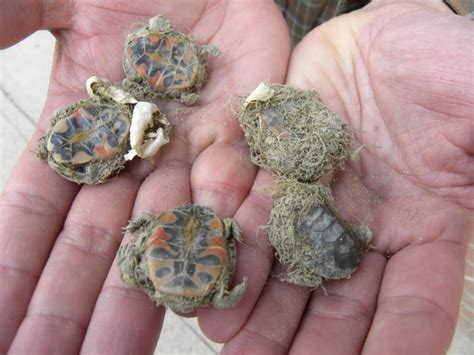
left=0, top=0, right=72, bottom=49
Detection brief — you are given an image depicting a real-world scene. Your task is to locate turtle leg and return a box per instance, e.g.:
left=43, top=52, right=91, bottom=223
left=117, top=243, right=141, bottom=288
left=179, top=92, right=199, bottom=106
left=212, top=218, right=247, bottom=309
left=198, top=44, right=221, bottom=57
left=125, top=213, right=155, bottom=235
left=212, top=277, right=248, bottom=309
left=223, top=218, right=242, bottom=242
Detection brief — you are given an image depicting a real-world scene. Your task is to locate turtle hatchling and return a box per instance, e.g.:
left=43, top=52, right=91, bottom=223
left=268, top=179, right=372, bottom=288
left=239, top=82, right=354, bottom=182
left=36, top=100, right=133, bottom=184
left=37, top=77, right=171, bottom=184
left=123, top=15, right=220, bottom=105
left=118, top=205, right=247, bottom=313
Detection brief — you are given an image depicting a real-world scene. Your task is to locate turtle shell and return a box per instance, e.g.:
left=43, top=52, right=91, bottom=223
left=295, top=206, right=364, bottom=279
left=145, top=205, right=228, bottom=298
left=41, top=102, right=131, bottom=184
left=125, top=33, right=200, bottom=93
left=47, top=104, right=130, bottom=164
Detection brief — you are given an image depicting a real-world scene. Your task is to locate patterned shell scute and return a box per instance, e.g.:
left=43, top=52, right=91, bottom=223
left=126, top=33, right=199, bottom=91
left=146, top=205, right=228, bottom=298
left=296, top=206, right=364, bottom=279
left=46, top=104, right=130, bottom=164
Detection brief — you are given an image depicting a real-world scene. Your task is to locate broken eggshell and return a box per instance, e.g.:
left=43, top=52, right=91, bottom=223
left=124, top=102, right=171, bottom=161
left=86, top=76, right=172, bottom=162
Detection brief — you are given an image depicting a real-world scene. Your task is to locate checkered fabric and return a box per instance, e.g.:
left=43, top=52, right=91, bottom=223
left=274, top=0, right=370, bottom=45
left=275, top=0, right=474, bottom=45
left=444, top=0, right=474, bottom=15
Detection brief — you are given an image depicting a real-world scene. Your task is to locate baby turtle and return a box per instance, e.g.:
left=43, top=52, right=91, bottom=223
left=36, top=100, right=133, bottom=184
left=268, top=179, right=371, bottom=288
left=239, top=82, right=354, bottom=182
left=37, top=77, right=172, bottom=184
left=123, top=15, right=220, bottom=105
left=118, top=205, right=247, bottom=313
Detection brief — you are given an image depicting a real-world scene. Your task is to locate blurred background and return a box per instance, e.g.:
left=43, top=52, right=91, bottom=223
left=0, top=31, right=471, bottom=354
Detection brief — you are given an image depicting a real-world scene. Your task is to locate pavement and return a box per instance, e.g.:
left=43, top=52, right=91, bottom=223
left=0, top=30, right=472, bottom=355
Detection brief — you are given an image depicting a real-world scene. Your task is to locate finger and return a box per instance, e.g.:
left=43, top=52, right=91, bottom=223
left=362, top=238, right=467, bottom=354
left=290, top=252, right=386, bottom=355
left=82, top=137, right=191, bottom=354
left=221, top=264, right=310, bottom=355
left=0, top=1, right=71, bottom=49
left=190, top=129, right=257, bottom=218
left=198, top=169, right=274, bottom=342
left=0, top=96, right=82, bottom=352
left=8, top=171, right=140, bottom=354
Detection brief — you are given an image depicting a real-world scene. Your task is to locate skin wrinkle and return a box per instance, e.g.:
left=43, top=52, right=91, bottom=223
left=39, top=0, right=75, bottom=30
left=376, top=293, right=457, bottom=327
left=25, top=311, right=87, bottom=333
left=100, top=284, right=157, bottom=303
left=0, top=263, right=40, bottom=281
left=55, top=223, right=121, bottom=262
left=305, top=294, right=374, bottom=321
left=0, top=189, right=66, bottom=220
left=50, top=48, right=94, bottom=93
left=225, top=327, right=288, bottom=355
left=198, top=0, right=226, bottom=44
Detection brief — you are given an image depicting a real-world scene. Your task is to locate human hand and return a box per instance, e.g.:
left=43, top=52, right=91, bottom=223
left=212, top=1, right=473, bottom=354
left=0, top=0, right=290, bottom=353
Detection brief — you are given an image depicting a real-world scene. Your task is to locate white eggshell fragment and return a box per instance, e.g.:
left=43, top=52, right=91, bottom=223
left=243, top=82, right=275, bottom=108
left=86, top=76, right=138, bottom=104
left=125, top=102, right=170, bottom=161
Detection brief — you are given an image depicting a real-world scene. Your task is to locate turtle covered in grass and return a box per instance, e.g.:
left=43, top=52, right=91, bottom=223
left=37, top=77, right=171, bottom=184
left=123, top=15, right=220, bottom=105
left=239, top=82, right=354, bottom=182
left=118, top=205, right=247, bottom=313
left=268, top=179, right=372, bottom=288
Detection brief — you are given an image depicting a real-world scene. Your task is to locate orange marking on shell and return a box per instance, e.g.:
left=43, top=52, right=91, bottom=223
left=148, top=226, right=172, bottom=246
left=157, top=211, right=177, bottom=224
left=207, top=235, right=225, bottom=249
left=147, top=33, right=161, bottom=45
left=207, top=217, right=224, bottom=234
left=71, top=110, right=82, bottom=121
left=127, top=33, right=199, bottom=92
left=143, top=208, right=231, bottom=298
left=94, top=144, right=108, bottom=158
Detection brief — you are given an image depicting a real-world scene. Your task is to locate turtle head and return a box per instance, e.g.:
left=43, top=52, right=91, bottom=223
left=149, top=15, right=173, bottom=33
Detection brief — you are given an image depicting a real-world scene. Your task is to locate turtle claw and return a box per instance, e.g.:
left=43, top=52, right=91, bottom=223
left=212, top=277, right=248, bottom=309
left=223, top=218, right=242, bottom=242
left=179, top=92, right=199, bottom=106
left=198, top=44, right=221, bottom=57
left=125, top=214, right=155, bottom=234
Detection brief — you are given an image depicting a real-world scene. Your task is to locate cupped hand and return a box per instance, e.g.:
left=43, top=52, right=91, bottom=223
left=0, top=0, right=290, bottom=353
left=219, top=1, right=474, bottom=354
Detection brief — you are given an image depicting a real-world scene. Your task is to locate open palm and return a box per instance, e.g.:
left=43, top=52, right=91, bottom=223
left=217, top=2, right=474, bottom=354
left=0, top=0, right=289, bottom=353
